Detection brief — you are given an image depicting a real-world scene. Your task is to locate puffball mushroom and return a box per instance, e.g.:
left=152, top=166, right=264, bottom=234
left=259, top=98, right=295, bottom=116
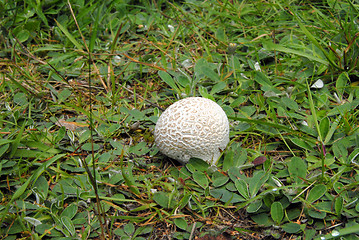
left=154, top=97, right=229, bottom=166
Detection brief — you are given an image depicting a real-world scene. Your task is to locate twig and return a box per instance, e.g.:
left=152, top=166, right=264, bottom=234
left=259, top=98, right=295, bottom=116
left=189, top=222, right=196, bottom=240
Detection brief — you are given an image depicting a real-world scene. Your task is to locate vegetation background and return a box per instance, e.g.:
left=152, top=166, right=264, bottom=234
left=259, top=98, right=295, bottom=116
left=0, top=0, right=359, bottom=239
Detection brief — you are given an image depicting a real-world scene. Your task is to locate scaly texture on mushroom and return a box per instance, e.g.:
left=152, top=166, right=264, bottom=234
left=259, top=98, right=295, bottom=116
left=154, top=97, right=229, bottom=166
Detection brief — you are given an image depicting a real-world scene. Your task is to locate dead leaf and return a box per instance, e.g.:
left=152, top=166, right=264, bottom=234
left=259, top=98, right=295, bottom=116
left=55, top=119, right=88, bottom=131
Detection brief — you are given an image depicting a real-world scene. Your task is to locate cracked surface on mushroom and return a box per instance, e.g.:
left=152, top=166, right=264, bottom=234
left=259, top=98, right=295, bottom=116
left=154, top=97, right=229, bottom=166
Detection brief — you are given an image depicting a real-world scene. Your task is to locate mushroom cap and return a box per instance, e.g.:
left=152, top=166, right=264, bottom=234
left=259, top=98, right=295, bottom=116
left=154, top=97, right=229, bottom=165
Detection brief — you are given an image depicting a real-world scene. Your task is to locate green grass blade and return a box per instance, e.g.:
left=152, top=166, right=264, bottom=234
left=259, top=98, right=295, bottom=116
left=0, top=154, right=66, bottom=225
left=264, top=41, right=328, bottom=66
left=306, top=78, right=322, bottom=143
left=89, top=3, right=104, bottom=52
left=12, top=154, right=66, bottom=202
left=229, top=116, right=317, bottom=145
left=287, top=6, right=340, bottom=70
left=55, top=19, right=84, bottom=51
left=314, top=224, right=359, bottom=240
left=324, top=115, right=341, bottom=145
left=10, top=120, right=26, bottom=157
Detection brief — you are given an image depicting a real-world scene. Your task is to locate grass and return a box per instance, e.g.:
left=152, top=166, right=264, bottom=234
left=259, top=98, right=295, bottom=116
left=1, top=0, right=359, bottom=239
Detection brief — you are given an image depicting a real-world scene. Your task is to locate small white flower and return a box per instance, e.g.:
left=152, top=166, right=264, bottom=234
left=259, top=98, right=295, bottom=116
left=24, top=217, right=42, bottom=226
left=181, top=59, right=192, bottom=68
left=335, top=49, right=343, bottom=57
left=333, top=92, right=341, bottom=104
left=113, top=56, right=122, bottom=64
left=331, top=230, right=340, bottom=237
left=240, top=73, right=249, bottom=79
left=301, top=121, right=308, bottom=126
left=263, top=91, right=279, bottom=98
left=168, top=24, right=175, bottom=32
left=167, top=177, right=176, bottom=183
left=254, top=62, right=261, bottom=71
left=311, top=79, right=324, bottom=89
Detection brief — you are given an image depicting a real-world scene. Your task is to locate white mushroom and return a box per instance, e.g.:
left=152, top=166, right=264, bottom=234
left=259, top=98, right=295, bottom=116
left=154, top=97, right=230, bottom=166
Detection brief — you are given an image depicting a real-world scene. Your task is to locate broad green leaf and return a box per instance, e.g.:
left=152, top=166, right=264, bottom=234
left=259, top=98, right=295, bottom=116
left=210, top=81, right=226, bottom=94
left=130, top=141, right=150, bottom=155
left=332, top=138, right=349, bottom=159
left=187, top=158, right=209, bottom=173
left=80, top=142, right=100, bottom=152
left=250, top=213, right=272, bottom=227
left=280, top=97, right=299, bottom=110
left=61, top=203, right=78, bottom=219
left=307, top=155, right=335, bottom=171
left=335, top=196, right=343, bottom=216
left=289, top=136, right=313, bottom=151
left=319, top=117, right=330, bottom=142
left=33, top=176, right=49, bottom=200
left=210, top=188, right=245, bottom=204
left=122, top=164, right=140, bottom=196
left=288, top=157, right=307, bottom=183
left=282, top=222, right=301, bottom=234
left=0, top=139, right=13, bottom=145
left=177, top=193, right=192, bottom=209
left=308, top=208, right=326, bottom=219
left=271, top=202, right=284, bottom=225
left=35, top=224, right=62, bottom=236
left=247, top=200, right=262, bottom=213
left=212, top=171, right=229, bottom=187
left=153, top=192, right=173, bottom=209
left=305, top=229, right=317, bottom=240
left=174, top=218, right=187, bottom=231
left=193, top=171, right=209, bottom=189
left=222, top=149, right=234, bottom=172
left=198, top=62, right=219, bottom=82
left=0, top=144, right=9, bottom=158
left=336, top=72, right=349, bottom=97
left=61, top=216, right=75, bottom=236
left=215, top=27, right=227, bottom=42
left=324, top=115, right=341, bottom=145
left=14, top=92, right=28, bottom=105
left=158, top=71, right=180, bottom=93
left=16, top=29, right=30, bottom=42
left=24, top=141, right=61, bottom=154
left=307, top=184, right=327, bottom=203
left=210, top=188, right=226, bottom=199
left=235, top=179, right=249, bottom=200
left=124, top=223, right=135, bottom=235
left=113, top=228, right=126, bottom=237
left=12, top=149, right=55, bottom=159
left=198, top=86, right=212, bottom=99
left=254, top=71, right=272, bottom=87
left=134, top=225, right=153, bottom=236
left=333, top=182, right=345, bottom=195
left=263, top=192, right=275, bottom=208
left=5, top=219, right=26, bottom=234
left=249, top=170, right=270, bottom=197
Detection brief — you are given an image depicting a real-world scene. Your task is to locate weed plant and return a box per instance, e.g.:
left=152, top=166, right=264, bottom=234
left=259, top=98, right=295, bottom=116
left=0, top=0, right=359, bottom=239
